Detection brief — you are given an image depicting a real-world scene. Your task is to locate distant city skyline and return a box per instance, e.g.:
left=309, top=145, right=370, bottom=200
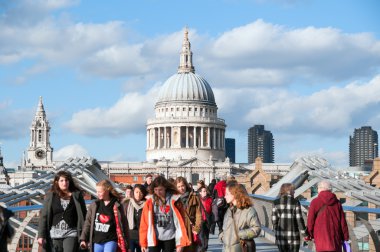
left=1, top=0, right=380, bottom=168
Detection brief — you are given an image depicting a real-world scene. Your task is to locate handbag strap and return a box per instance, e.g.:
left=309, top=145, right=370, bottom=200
left=316, top=205, right=327, bottom=217
left=182, top=202, right=196, bottom=227
left=231, top=208, right=240, bottom=239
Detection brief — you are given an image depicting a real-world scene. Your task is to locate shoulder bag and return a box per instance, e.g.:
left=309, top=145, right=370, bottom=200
left=231, top=209, right=256, bottom=252
left=183, top=205, right=202, bottom=245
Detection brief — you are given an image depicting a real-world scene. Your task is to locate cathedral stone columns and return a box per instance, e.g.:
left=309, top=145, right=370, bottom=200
left=186, top=127, right=189, bottom=148
left=201, top=127, right=204, bottom=148
left=207, top=127, right=211, bottom=148
left=164, top=127, right=167, bottom=148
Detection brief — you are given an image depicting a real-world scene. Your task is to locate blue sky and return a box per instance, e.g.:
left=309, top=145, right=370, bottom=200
left=1, top=0, right=380, bottom=168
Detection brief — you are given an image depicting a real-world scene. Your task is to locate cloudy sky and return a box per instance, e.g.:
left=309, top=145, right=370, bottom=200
left=1, top=0, right=379, bottom=168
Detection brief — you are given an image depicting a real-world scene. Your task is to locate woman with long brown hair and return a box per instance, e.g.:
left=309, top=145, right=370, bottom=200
left=37, top=170, right=87, bottom=252
left=139, top=176, right=190, bottom=252
left=220, top=181, right=261, bottom=252
left=175, top=176, right=202, bottom=252
left=80, top=180, right=128, bottom=252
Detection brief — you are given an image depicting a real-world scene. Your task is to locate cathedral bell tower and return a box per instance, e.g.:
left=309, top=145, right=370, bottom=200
left=24, top=97, right=53, bottom=169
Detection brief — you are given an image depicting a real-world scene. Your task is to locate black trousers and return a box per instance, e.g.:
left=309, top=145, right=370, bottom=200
left=148, top=239, right=176, bottom=252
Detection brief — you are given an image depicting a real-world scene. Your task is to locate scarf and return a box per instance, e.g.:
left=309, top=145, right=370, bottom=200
left=127, top=199, right=145, bottom=230
left=180, top=191, right=190, bottom=207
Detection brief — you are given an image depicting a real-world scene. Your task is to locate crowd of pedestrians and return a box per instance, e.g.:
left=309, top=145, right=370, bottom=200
left=0, top=171, right=351, bottom=252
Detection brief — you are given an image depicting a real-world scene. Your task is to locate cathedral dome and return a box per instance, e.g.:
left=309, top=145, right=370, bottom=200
left=157, top=72, right=216, bottom=105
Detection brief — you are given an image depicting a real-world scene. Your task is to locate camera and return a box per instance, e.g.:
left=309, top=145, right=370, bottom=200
left=157, top=219, right=167, bottom=228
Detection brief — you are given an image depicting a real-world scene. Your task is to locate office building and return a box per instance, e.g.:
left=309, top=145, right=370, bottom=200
left=248, top=125, right=274, bottom=163
left=349, top=126, right=378, bottom=167
left=225, top=138, right=236, bottom=163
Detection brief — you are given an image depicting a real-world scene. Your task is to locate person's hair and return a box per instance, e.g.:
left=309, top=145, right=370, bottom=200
left=125, top=185, right=133, bottom=190
left=227, top=175, right=236, bottom=182
left=197, top=180, right=206, bottom=187
left=146, top=174, right=153, bottom=179
left=96, top=180, right=121, bottom=199
left=279, top=183, right=295, bottom=196
left=149, top=176, right=179, bottom=196
left=226, top=181, right=252, bottom=209
left=167, top=178, right=175, bottom=184
left=318, top=180, right=332, bottom=192
left=211, top=179, right=216, bottom=184
left=175, top=177, right=192, bottom=192
left=133, top=184, right=148, bottom=201
left=50, top=170, right=81, bottom=198
left=198, top=185, right=209, bottom=196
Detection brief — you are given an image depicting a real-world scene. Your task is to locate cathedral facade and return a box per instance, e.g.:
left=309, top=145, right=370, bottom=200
left=146, top=28, right=226, bottom=161
left=101, top=29, right=241, bottom=184
left=23, top=97, right=54, bottom=170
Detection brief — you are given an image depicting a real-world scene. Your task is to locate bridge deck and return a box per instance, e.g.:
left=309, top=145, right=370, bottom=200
left=208, top=233, right=279, bottom=252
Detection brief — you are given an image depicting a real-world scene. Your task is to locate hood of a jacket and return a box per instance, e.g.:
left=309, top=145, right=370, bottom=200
left=318, top=190, right=339, bottom=206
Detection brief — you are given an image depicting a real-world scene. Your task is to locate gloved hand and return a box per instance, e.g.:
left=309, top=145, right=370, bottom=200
left=304, top=235, right=312, bottom=241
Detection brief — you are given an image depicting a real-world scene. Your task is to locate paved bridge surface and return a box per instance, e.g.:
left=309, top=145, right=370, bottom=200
left=207, top=233, right=279, bottom=252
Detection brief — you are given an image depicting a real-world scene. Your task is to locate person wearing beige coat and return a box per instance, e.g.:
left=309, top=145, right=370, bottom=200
left=219, top=182, right=261, bottom=252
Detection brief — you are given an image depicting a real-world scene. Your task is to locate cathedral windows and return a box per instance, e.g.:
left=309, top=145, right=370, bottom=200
left=38, top=130, right=42, bottom=142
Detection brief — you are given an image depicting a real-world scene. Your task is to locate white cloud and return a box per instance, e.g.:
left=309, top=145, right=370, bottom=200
left=64, top=85, right=160, bottom=136
left=204, top=20, right=380, bottom=86
left=54, top=144, right=89, bottom=161
left=2, top=8, right=380, bottom=87
left=243, top=75, right=380, bottom=135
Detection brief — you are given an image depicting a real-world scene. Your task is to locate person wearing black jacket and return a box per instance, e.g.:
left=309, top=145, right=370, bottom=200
left=0, top=205, right=14, bottom=252
left=38, top=170, right=87, bottom=252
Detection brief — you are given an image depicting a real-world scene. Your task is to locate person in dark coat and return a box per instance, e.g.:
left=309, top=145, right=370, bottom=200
left=307, top=180, right=349, bottom=252
left=211, top=176, right=228, bottom=234
left=0, top=205, right=14, bottom=252
left=272, top=183, right=307, bottom=252
left=123, top=184, right=148, bottom=252
left=38, top=170, right=87, bottom=252
left=207, top=179, right=216, bottom=198
left=143, top=174, right=153, bottom=192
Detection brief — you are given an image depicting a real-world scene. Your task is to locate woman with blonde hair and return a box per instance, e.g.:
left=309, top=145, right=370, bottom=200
left=272, top=183, right=307, bottom=252
left=220, top=181, right=261, bottom=252
left=80, top=180, right=128, bottom=252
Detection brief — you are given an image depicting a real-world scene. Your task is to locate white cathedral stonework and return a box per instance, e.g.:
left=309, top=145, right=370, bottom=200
left=146, top=28, right=226, bottom=161
left=100, top=29, right=244, bottom=184
left=23, top=97, right=54, bottom=170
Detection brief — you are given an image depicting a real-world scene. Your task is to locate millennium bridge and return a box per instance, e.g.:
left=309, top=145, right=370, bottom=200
left=0, top=156, right=379, bottom=252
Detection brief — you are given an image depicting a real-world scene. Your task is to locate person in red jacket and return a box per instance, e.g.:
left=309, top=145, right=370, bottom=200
left=199, top=186, right=213, bottom=252
left=307, top=180, right=349, bottom=252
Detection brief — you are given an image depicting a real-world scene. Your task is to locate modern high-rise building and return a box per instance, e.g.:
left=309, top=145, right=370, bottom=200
left=248, top=125, right=274, bottom=164
left=225, top=138, right=236, bottom=163
left=349, top=126, right=378, bottom=167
